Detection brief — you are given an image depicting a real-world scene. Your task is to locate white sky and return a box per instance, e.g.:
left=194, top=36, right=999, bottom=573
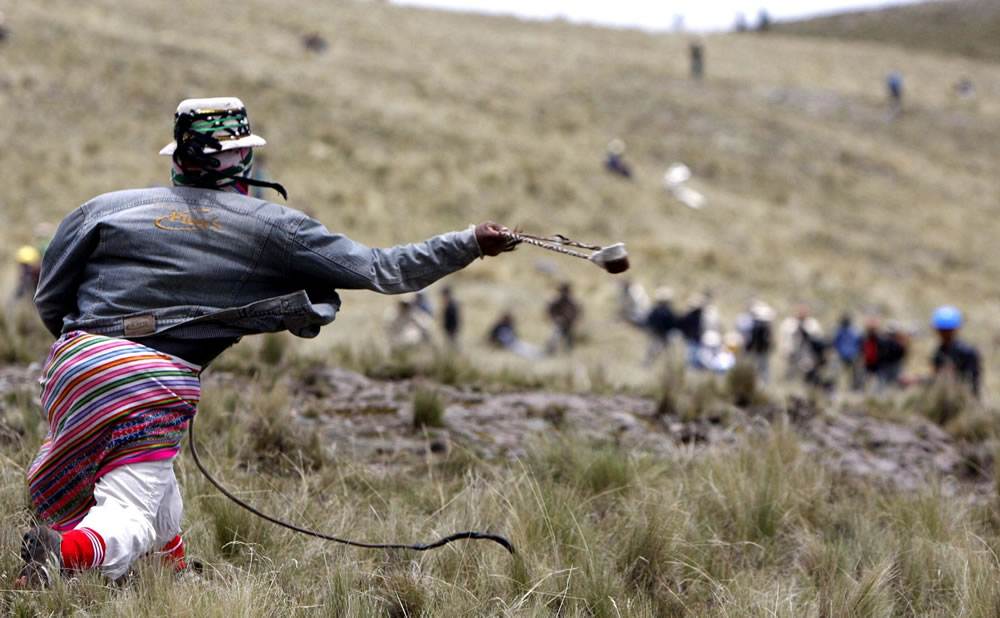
left=391, top=0, right=928, bottom=32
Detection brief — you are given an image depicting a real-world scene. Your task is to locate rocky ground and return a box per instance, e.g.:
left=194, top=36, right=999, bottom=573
left=1, top=365, right=991, bottom=499
left=281, top=367, right=993, bottom=499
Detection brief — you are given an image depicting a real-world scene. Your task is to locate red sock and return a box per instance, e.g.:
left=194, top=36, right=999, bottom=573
left=61, top=528, right=105, bottom=571
left=159, top=535, right=187, bottom=570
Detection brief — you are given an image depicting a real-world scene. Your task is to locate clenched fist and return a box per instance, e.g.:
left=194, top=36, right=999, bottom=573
left=474, top=221, right=515, bottom=257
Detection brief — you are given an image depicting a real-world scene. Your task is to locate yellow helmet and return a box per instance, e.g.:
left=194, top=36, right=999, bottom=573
left=16, top=245, right=41, bottom=265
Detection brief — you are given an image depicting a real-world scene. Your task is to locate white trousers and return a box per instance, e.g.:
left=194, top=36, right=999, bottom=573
left=74, top=459, right=183, bottom=580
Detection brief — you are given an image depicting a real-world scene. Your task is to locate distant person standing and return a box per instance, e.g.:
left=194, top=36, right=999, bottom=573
left=930, top=306, right=981, bottom=397
left=15, top=245, right=43, bottom=299
left=756, top=9, right=771, bottom=32
left=737, top=300, right=774, bottom=382
left=862, top=316, right=890, bottom=391
left=881, top=323, right=910, bottom=387
left=677, top=292, right=707, bottom=368
left=603, top=138, right=632, bottom=179
left=832, top=313, right=863, bottom=390
left=440, top=286, right=461, bottom=348
left=689, top=39, right=704, bottom=79
left=545, top=282, right=582, bottom=355
left=777, top=303, right=823, bottom=382
left=13, top=225, right=50, bottom=299
left=643, top=286, right=676, bottom=366
left=0, top=11, right=9, bottom=42
left=863, top=317, right=907, bottom=391
left=886, top=71, right=904, bottom=116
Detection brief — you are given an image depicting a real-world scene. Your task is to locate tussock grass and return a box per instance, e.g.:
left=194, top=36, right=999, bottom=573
left=258, top=333, right=288, bottom=367
left=4, top=380, right=1000, bottom=614
left=6, top=0, right=1000, bottom=393
left=655, top=356, right=687, bottom=417
left=411, top=384, right=445, bottom=429
left=726, top=359, right=762, bottom=408
left=655, top=358, right=747, bottom=425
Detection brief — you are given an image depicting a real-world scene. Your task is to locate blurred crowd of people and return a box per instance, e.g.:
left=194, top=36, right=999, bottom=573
left=383, top=281, right=585, bottom=362
left=378, top=277, right=982, bottom=400
left=617, top=279, right=983, bottom=398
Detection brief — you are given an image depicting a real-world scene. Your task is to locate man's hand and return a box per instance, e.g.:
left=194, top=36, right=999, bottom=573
left=474, top=221, right=515, bottom=257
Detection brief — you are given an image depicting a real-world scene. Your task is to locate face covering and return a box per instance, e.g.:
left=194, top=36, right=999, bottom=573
left=169, top=111, right=287, bottom=199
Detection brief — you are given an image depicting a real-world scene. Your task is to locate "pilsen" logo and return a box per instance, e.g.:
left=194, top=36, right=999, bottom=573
left=155, top=209, right=222, bottom=231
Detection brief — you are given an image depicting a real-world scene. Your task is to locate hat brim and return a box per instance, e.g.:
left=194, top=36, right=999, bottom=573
left=159, top=134, right=267, bottom=156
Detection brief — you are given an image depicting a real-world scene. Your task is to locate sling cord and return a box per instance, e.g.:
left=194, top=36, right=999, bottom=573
left=188, top=415, right=515, bottom=554
left=499, top=230, right=599, bottom=261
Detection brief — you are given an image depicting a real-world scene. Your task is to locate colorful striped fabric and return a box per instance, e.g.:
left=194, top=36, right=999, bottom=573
left=27, top=331, right=201, bottom=531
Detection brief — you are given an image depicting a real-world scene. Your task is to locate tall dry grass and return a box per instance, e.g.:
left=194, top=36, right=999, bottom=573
left=4, top=379, right=1000, bottom=615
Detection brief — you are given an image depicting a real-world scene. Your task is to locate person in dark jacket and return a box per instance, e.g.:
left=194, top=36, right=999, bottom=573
left=642, top=286, right=676, bottom=366
left=741, top=301, right=774, bottom=382
left=862, top=317, right=908, bottom=392
left=440, top=286, right=460, bottom=348
left=879, top=324, right=909, bottom=386
left=677, top=294, right=707, bottom=368
left=545, top=282, right=582, bottom=354
left=16, top=96, right=514, bottom=588
left=930, top=306, right=981, bottom=397
left=689, top=39, right=704, bottom=79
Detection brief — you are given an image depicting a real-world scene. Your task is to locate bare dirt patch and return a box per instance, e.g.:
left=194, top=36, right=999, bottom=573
left=275, top=368, right=993, bottom=499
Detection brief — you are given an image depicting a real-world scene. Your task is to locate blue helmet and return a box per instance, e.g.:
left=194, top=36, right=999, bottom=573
left=931, top=305, right=962, bottom=330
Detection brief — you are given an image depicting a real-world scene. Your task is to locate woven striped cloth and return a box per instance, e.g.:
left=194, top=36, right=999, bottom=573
left=27, top=331, right=201, bottom=531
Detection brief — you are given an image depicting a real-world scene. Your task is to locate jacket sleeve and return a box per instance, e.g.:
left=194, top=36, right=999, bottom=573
left=289, top=217, right=483, bottom=294
left=34, top=207, right=95, bottom=337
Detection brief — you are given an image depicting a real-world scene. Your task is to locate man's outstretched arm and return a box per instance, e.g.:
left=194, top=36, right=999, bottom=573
left=290, top=218, right=511, bottom=294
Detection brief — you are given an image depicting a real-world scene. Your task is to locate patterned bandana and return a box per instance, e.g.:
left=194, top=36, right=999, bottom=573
left=172, top=147, right=254, bottom=195
left=168, top=106, right=287, bottom=199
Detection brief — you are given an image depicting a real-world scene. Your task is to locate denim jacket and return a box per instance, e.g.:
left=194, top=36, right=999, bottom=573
left=35, top=186, right=483, bottom=342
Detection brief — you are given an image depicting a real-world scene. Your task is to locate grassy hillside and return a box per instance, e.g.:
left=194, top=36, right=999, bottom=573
left=3, top=2, right=1000, bottom=614
left=3, top=0, right=1000, bottom=389
left=772, top=0, right=1000, bottom=61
